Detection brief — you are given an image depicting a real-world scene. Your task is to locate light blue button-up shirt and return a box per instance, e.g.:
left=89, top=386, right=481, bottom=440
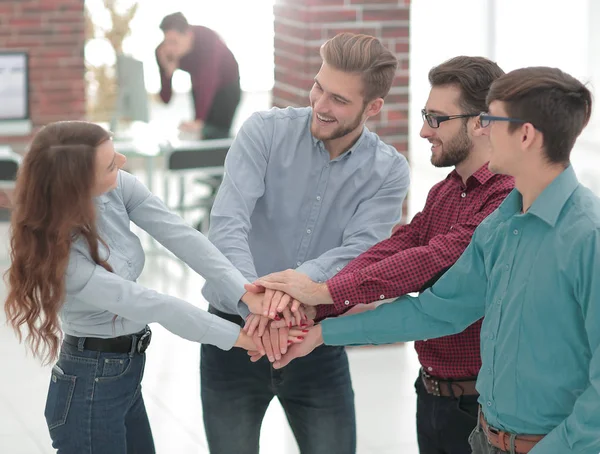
left=202, top=107, right=410, bottom=317
left=322, top=165, right=600, bottom=453
left=63, top=170, right=248, bottom=350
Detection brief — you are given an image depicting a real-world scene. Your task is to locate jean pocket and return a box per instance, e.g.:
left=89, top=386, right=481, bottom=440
left=96, top=356, right=132, bottom=382
left=44, top=365, right=77, bottom=430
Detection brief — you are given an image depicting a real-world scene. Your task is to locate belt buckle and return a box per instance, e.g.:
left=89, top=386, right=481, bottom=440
left=136, top=328, right=152, bottom=354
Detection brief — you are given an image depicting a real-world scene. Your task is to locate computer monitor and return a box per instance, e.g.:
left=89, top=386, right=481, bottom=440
left=0, top=51, right=32, bottom=135
left=111, top=54, right=150, bottom=130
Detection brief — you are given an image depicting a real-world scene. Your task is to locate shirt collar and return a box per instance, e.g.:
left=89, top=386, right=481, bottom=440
left=498, top=165, right=579, bottom=226
left=448, top=162, right=496, bottom=187
left=94, top=193, right=110, bottom=212
left=310, top=114, right=368, bottom=159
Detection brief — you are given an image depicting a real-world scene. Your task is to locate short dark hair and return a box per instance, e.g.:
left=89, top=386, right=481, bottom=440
left=160, top=12, right=189, bottom=34
left=428, top=56, right=505, bottom=113
left=487, top=67, right=592, bottom=164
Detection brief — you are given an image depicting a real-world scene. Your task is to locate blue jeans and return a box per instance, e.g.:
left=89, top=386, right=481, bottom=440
left=44, top=338, right=155, bottom=454
left=201, top=317, right=356, bottom=454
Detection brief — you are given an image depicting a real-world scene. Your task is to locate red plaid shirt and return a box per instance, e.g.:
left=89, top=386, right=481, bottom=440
left=317, top=164, right=514, bottom=379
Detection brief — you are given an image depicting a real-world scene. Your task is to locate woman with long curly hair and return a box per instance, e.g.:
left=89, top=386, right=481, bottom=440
left=3, top=120, right=268, bottom=453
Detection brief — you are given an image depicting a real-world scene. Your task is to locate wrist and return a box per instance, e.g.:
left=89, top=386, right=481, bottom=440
left=317, top=282, right=333, bottom=305
left=234, top=330, right=252, bottom=349
left=315, top=324, right=325, bottom=346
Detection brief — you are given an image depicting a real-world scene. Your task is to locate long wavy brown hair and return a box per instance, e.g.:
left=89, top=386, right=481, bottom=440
left=4, top=121, right=113, bottom=364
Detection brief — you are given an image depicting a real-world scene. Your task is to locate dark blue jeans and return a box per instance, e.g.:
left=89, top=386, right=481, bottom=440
left=201, top=332, right=356, bottom=454
left=415, top=375, right=479, bottom=454
left=44, top=339, right=154, bottom=454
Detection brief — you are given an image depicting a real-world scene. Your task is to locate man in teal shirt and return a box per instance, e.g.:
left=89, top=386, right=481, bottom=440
left=259, top=67, right=599, bottom=453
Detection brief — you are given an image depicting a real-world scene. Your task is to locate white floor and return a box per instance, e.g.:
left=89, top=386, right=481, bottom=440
left=0, top=223, right=421, bottom=454
left=0, top=90, right=429, bottom=454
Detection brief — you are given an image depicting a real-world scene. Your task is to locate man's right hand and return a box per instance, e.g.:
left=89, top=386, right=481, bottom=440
left=157, top=44, right=178, bottom=77
left=251, top=270, right=334, bottom=309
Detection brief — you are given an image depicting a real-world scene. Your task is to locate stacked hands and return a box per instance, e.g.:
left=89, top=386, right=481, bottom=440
left=239, top=270, right=330, bottom=369
left=239, top=270, right=376, bottom=369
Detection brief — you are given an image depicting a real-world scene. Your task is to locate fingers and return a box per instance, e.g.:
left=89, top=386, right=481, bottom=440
left=262, top=289, right=274, bottom=318
left=270, top=318, right=288, bottom=329
left=280, top=306, right=293, bottom=328
left=269, top=326, right=281, bottom=361
left=276, top=293, right=292, bottom=314
left=273, top=344, right=301, bottom=369
left=291, top=299, right=302, bottom=313
left=254, top=280, right=287, bottom=293
left=294, top=304, right=305, bottom=326
left=288, top=327, right=308, bottom=342
left=244, top=283, right=264, bottom=293
left=252, top=331, right=265, bottom=357
left=257, top=315, right=270, bottom=337
left=244, top=315, right=260, bottom=337
left=247, top=350, right=264, bottom=362
left=262, top=329, right=275, bottom=362
left=278, top=326, right=289, bottom=355
left=268, top=291, right=284, bottom=319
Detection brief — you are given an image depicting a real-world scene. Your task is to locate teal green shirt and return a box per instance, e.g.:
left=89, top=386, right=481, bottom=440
left=322, top=165, right=600, bottom=453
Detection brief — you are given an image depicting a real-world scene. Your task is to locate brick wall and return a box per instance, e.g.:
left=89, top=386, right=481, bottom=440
left=0, top=0, right=86, bottom=149
left=273, top=0, right=410, bottom=217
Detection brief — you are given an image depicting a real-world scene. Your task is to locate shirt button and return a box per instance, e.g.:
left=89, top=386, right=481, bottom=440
left=379, top=294, right=385, bottom=300
left=306, top=229, right=312, bottom=234
left=296, top=261, right=302, bottom=266
left=513, top=229, right=519, bottom=235
left=497, top=299, right=501, bottom=305
left=489, top=333, right=495, bottom=340
left=488, top=368, right=492, bottom=374
left=505, top=264, right=509, bottom=271
left=461, top=192, right=466, bottom=198
left=336, top=267, right=341, bottom=271
left=316, top=196, right=321, bottom=201
left=487, top=401, right=492, bottom=407
left=344, top=300, right=350, bottom=306
left=427, top=367, right=433, bottom=372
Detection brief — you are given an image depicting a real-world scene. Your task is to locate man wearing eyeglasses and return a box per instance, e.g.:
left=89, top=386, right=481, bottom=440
left=252, top=56, right=514, bottom=454
left=267, top=67, right=600, bottom=454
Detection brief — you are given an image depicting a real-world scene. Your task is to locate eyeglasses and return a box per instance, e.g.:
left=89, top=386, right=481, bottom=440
left=478, top=113, right=529, bottom=128
left=421, top=109, right=479, bottom=128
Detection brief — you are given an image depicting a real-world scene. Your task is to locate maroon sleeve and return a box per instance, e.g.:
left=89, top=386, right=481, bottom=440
left=316, top=184, right=513, bottom=320
left=156, top=46, right=173, bottom=104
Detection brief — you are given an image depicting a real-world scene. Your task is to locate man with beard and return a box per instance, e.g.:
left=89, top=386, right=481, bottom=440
left=252, top=56, right=515, bottom=454
left=199, top=33, right=410, bottom=454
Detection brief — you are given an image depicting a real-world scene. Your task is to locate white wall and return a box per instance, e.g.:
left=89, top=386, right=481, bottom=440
left=85, top=0, right=276, bottom=93
left=409, top=0, right=600, bottom=216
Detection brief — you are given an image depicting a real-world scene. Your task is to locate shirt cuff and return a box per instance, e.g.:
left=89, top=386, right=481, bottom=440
left=237, top=300, right=251, bottom=319
left=295, top=262, right=328, bottom=283
left=201, top=314, right=241, bottom=350
left=321, top=314, right=367, bottom=346
left=327, top=272, right=363, bottom=313
left=220, top=269, right=248, bottom=305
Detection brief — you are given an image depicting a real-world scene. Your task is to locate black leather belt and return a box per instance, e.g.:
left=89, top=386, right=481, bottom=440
left=63, top=327, right=152, bottom=354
